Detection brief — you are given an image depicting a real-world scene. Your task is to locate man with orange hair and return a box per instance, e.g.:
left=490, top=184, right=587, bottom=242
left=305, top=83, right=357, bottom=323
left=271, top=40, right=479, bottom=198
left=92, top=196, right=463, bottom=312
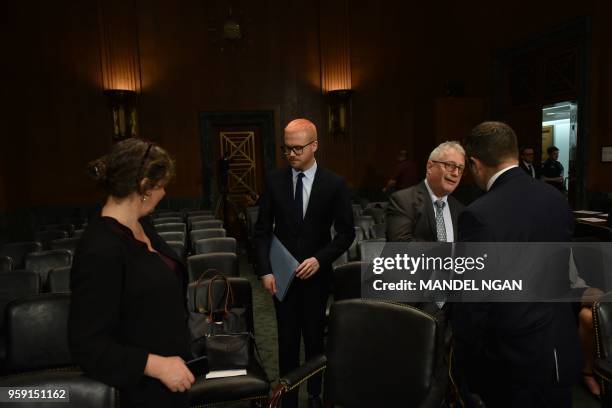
left=255, top=118, right=355, bottom=408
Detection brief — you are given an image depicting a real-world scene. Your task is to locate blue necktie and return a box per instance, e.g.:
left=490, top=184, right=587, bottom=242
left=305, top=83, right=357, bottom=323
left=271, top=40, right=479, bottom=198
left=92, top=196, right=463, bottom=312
left=295, top=172, right=305, bottom=221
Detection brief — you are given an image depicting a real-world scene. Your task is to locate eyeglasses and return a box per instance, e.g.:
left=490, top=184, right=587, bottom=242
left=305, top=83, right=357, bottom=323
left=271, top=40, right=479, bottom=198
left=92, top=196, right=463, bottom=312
left=432, top=160, right=465, bottom=174
left=280, top=140, right=316, bottom=156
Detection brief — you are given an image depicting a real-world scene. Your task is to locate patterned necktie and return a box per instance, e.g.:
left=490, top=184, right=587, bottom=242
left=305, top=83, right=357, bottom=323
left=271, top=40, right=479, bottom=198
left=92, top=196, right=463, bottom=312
left=434, top=200, right=447, bottom=242
left=295, top=172, right=305, bottom=221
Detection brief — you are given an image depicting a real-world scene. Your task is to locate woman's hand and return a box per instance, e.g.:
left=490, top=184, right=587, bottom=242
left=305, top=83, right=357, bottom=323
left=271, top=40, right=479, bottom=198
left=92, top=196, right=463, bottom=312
left=144, top=354, right=195, bottom=392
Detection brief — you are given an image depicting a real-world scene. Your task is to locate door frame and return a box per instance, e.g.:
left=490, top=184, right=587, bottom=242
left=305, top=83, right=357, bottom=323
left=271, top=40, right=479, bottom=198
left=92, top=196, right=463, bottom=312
left=491, top=17, right=591, bottom=208
left=199, top=111, right=276, bottom=209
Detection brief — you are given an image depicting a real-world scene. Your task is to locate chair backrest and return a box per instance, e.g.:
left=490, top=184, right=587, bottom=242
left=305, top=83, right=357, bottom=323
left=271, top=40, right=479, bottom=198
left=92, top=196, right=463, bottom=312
left=369, top=223, right=387, bottom=239
left=195, top=237, right=237, bottom=255
left=34, top=230, right=69, bottom=249
left=48, top=266, right=71, bottom=293
left=73, top=229, right=85, bottom=238
left=332, top=262, right=364, bottom=301
left=0, top=271, right=41, bottom=331
left=0, top=369, right=117, bottom=408
left=167, top=241, right=186, bottom=261
left=187, top=277, right=254, bottom=334
left=358, top=239, right=386, bottom=262
left=362, top=207, right=385, bottom=224
left=152, top=210, right=181, bottom=218
left=355, top=216, right=375, bottom=239
left=594, top=291, right=612, bottom=360
left=159, top=231, right=186, bottom=244
left=41, top=224, right=75, bottom=237
left=49, top=237, right=81, bottom=254
left=192, top=220, right=224, bottom=231
left=188, top=215, right=215, bottom=226
left=155, top=223, right=187, bottom=235
left=153, top=216, right=183, bottom=225
left=0, top=241, right=43, bottom=269
left=348, top=226, right=365, bottom=261
left=325, top=299, right=440, bottom=407
left=190, top=229, right=227, bottom=251
left=187, top=210, right=214, bottom=217
left=5, top=293, right=72, bottom=372
left=332, top=252, right=348, bottom=269
left=25, top=249, right=73, bottom=286
left=152, top=211, right=183, bottom=219
left=352, top=204, right=363, bottom=217
left=187, top=253, right=239, bottom=282
left=1, top=255, right=12, bottom=272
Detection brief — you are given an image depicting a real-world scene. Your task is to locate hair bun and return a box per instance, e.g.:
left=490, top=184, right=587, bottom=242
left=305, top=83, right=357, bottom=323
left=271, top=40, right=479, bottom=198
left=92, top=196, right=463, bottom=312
left=87, top=158, right=107, bottom=182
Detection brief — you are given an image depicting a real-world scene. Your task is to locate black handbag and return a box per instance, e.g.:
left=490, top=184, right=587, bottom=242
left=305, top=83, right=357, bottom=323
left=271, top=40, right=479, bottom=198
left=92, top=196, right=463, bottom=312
left=188, top=272, right=250, bottom=369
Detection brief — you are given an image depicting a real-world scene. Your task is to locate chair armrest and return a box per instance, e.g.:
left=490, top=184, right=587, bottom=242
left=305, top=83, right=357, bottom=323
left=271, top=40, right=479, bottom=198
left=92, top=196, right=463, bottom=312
left=595, top=358, right=612, bottom=384
left=268, top=354, right=326, bottom=408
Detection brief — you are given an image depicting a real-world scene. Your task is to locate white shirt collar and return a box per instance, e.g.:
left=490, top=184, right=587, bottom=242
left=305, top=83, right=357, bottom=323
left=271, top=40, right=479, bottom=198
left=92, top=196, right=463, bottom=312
left=486, top=165, right=518, bottom=191
left=424, top=179, right=448, bottom=204
left=292, top=160, right=317, bottom=179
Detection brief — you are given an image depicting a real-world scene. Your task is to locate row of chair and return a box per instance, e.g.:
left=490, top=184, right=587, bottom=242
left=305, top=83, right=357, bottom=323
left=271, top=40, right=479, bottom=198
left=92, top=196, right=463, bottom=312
left=0, top=280, right=269, bottom=407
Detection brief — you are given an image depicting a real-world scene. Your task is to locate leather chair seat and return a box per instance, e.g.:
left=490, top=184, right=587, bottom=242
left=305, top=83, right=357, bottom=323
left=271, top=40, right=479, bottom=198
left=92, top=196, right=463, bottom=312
left=188, top=360, right=269, bottom=405
left=0, top=369, right=116, bottom=408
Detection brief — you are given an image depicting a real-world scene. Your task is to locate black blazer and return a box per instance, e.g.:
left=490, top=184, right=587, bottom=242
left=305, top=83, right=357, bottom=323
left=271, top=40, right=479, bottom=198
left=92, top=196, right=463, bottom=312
left=518, top=161, right=539, bottom=178
left=254, top=165, right=355, bottom=278
left=386, top=181, right=464, bottom=242
left=452, top=168, right=581, bottom=389
left=69, top=216, right=191, bottom=406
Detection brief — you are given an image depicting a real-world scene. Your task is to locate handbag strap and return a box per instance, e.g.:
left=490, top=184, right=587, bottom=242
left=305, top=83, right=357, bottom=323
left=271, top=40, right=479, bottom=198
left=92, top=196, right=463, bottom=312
left=192, top=269, right=216, bottom=312
left=206, top=274, right=235, bottom=317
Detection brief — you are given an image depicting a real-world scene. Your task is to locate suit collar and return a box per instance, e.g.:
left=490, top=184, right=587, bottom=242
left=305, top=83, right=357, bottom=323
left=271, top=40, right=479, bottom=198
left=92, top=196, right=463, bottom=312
left=488, top=166, right=525, bottom=191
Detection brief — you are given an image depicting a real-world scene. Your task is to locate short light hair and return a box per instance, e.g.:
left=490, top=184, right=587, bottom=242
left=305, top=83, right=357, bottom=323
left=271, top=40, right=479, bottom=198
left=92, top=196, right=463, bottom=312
left=428, top=141, right=465, bottom=161
left=285, top=118, right=318, bottom=140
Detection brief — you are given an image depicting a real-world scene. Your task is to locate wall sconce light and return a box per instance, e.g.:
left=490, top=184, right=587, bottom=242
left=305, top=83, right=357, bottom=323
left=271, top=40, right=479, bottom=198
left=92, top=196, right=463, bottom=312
left=327, top=89, right=352, bottom=136
left=104, top=90, right=138, bottom=140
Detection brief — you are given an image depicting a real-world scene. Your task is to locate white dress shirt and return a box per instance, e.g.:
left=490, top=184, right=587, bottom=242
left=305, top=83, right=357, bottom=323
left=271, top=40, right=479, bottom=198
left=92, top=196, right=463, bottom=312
left=292, top=160, right=317, bottom=219
left=424, top=179, right=454, bottom=242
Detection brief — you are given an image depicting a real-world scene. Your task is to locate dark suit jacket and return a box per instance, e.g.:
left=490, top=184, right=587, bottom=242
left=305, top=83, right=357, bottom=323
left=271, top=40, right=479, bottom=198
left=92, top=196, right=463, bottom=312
left=453, top=167, right=581, bottom=392
left=69, top=216, right=190, bottom=407
left=254, top=165, right=355, bottom=279
left=518, top=161, right=539, bottom=178
left=386, top=181, right=464, bottom=242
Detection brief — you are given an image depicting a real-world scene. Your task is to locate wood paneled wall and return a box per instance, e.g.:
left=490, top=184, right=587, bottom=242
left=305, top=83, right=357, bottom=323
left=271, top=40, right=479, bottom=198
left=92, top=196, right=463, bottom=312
left=1, top=0, right=611, bottom=212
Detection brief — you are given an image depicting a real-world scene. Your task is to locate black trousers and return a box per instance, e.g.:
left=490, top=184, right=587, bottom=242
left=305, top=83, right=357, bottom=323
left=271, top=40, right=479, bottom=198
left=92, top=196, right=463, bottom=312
left=274, top=274, right=330, bottom=408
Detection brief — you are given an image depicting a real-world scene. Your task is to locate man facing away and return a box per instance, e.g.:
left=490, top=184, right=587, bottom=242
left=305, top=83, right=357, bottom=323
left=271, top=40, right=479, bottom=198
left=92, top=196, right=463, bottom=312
left=254, top=119, right=355, bottom=408
left=386, top=141, right=465, bottom=243
left=452, top=121, right=582, bottom=408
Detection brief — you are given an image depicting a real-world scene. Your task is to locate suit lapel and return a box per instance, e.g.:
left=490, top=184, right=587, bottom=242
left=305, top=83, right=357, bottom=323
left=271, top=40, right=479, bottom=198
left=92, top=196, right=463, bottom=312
left=418, top=182, right=436, bottom=239
left=303, top=166, right=322, bottom=223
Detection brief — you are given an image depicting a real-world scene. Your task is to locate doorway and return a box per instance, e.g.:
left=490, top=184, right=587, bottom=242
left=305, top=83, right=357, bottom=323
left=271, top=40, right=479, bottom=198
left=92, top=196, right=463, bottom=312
left=541, top=101, right=578, bottom=205
left=199, top=111, right=276, bottom=239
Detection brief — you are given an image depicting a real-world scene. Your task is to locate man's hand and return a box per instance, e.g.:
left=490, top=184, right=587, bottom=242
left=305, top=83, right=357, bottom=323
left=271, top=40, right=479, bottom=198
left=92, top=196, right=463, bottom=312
left=295, top=257, right=320, bottom=279
left=261, top=275, right=277, bottom=295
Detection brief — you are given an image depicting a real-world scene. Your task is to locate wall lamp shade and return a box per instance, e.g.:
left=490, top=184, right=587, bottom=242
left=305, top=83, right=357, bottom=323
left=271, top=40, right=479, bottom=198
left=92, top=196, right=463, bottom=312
left=327, top=89, right=352, bottom=136
left=104, top=90, right=138, bottom=140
